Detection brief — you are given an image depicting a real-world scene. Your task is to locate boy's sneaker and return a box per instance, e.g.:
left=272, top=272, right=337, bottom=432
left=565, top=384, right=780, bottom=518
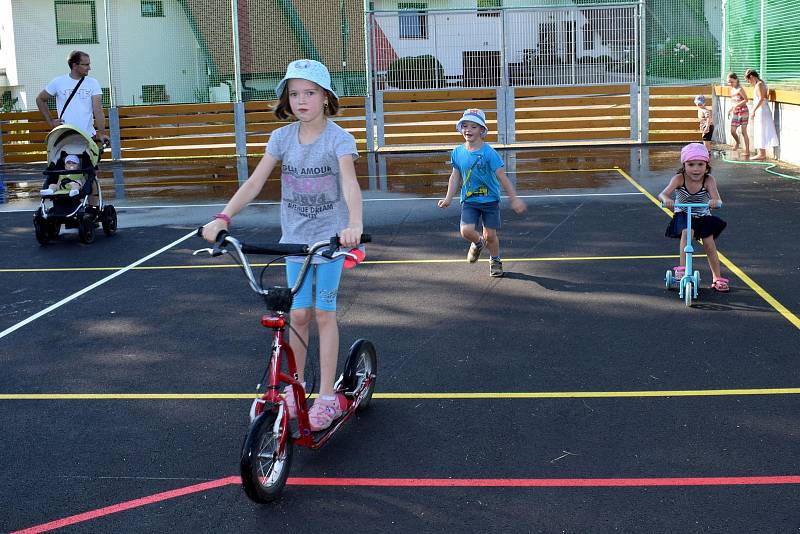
left=308, top=394, right=347, bottom=431
left=467, top=239, right=485, bottom=263
left=40, top=189, right=54, bottom=197
left=490, top=258, right=503, bottom=277
left=69, top=189, right=80, bottom=197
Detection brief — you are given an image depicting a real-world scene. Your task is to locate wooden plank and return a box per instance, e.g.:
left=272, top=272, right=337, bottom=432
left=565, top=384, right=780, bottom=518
left=1, top=143, right=50, bottom=154
left=648, top=131, right=697, bottom=142
left=649, top=85, right=711, bottom=96
left=383, top=110, right=496, bottom=125
left=648, top=120, right=699, bottom=131
left=382, top=100, right=496, bottom=113
left=2, top=153, right=47, bottom=163
left=514, top=129, right=629, bottom=142
left=648, top=97, right=707, bottom=107
left=120, top=146, right=237, bottom=158
left=0, top=110, right=47, bottom=121
left=382, top=89, right=496, bottom=102
left=120, top=113, right=236, bottom=127
left=384, top=123, right=481, bottom=135
left=122, top=135, right=238, bottom=149
left=118, top=102, right=233, bottom=116
left=515, top=84, right=630, bottom=97
left=1, top=121, right=53, bottom=134
left=516, top=118, right=631, bottom=131
left=383, top=132, right=496, bottom=145
left=3, top=131, right=50, bottom=143
left=649, top=108, right=698, bottom=119
left=515, top=106, right=629, bottom=120
left=515, top=95, right=630, bottom=108
left=120, top=124, right=235, bottom=138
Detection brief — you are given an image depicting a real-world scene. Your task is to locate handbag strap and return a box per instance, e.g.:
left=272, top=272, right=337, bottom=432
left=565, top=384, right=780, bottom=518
left=59, top=76, right=86, bottom=119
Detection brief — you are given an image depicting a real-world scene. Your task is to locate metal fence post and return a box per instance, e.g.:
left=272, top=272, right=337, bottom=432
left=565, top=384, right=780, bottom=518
left=109, top=107, right=121, bottom=161
left=375, top=90, right=385, bottom=149
left=639, top=85, right=649, bottom=143
left=234, top=102, right=248, bottom=184
left=364, top=93, right=375, bottom=153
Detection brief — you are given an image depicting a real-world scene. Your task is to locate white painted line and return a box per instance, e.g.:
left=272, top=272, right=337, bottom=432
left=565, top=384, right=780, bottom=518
left=0, top=192, right=644, bottom=212
left=0, top=230, right=196, bottom=340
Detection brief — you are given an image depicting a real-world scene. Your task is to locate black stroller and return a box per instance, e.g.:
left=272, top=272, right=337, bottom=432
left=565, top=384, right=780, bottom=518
left=33, top=125, right=117, bottom=244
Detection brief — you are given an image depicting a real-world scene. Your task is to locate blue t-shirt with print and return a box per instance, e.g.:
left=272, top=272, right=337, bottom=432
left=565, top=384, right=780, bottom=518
left=451, top=143, right=503, bottom=204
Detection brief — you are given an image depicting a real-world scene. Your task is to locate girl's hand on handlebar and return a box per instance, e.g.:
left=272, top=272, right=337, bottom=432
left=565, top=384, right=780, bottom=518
left=202, top=218, right=228, bottom=243
left=339, top=226, right=362, bottom=248
left=663, top=198, right=675, bottom=209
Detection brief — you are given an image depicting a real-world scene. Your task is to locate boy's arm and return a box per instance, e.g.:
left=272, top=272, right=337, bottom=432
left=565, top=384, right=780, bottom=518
left=437, top=167, right=461, bottom=208
left=496, top=168, right=526, bottom=214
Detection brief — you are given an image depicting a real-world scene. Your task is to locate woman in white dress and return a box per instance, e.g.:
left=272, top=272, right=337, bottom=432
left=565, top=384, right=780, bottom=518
left=744, top=68, right=779, bottom=161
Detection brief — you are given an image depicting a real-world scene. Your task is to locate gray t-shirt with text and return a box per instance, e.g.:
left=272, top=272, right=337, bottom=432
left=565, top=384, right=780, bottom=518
left=267, top=120, right=358, bottom=246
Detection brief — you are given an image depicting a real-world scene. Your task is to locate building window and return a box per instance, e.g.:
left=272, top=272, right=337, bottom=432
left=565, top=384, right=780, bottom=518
left=55, top=0, right=98, bottom=45
left=399, top=3, right=427, bottom=40
left=477, top=0, right=501, bottom=18
left=141, top=0, right=164, bottom=17
left=141, top=84, right=169, bottom=103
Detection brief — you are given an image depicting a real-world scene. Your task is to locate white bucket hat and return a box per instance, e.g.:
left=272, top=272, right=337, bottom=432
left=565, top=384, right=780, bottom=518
left=456, top=108, right=488, bottom=137
left=275, top=59, right=338, bottom=99
left=65, top=154, right=80, bottom=164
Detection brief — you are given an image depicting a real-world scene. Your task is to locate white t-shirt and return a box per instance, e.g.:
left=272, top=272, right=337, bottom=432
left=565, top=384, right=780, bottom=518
left=45, top=74, right=102, bottom=136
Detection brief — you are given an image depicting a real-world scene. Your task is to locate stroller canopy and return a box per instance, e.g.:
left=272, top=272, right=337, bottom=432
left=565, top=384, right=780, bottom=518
left=46, top=125, right=99, bottom=166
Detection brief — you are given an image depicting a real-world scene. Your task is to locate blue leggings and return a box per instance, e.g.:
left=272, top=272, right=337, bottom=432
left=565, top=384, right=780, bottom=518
left=285, top=257, right=344, bottom=311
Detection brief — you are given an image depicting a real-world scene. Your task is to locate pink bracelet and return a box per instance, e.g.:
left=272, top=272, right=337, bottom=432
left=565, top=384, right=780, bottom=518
left=213, top=213, right=232, bottom=225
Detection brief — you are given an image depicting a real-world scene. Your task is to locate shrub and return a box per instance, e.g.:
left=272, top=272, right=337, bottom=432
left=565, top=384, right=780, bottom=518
left=386, top=55, right=444, bottom=89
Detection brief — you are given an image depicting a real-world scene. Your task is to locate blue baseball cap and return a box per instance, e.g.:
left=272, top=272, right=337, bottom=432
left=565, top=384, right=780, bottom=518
left=456, top=108, right=488, bottom=137
left=694, top=95, right=706, bottom=105
left=275, top=59, right=338, bottom=99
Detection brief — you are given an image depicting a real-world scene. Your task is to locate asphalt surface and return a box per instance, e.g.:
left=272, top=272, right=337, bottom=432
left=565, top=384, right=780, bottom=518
left=1, top=146, right=799, bottom=533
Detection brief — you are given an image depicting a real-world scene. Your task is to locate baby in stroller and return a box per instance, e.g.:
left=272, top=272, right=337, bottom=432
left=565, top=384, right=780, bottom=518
left=33, top=124, right=117, bottom=245
left=40, top=154, right=86, bottom=198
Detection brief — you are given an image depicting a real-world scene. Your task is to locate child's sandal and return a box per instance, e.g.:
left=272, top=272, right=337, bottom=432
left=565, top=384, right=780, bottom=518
left=711, top=278, right=730, bottom=292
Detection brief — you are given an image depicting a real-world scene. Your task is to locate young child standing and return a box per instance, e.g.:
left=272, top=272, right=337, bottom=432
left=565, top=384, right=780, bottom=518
left=437, top=108, right=526, bottom=277
left=202, top=59, right=363, bottom=430
left=658, top=143, right=729, bottom=292
left=726, top=73, right=750, bottom=159
left=694, top=95, right=714, bottom=150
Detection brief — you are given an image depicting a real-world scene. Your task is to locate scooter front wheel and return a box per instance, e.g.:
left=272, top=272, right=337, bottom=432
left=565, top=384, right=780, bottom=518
left=341, top=339, right=377, bottom=412
left=684, top=282, right=693, bottom=307
left=240, top=408, right=293, bottom=503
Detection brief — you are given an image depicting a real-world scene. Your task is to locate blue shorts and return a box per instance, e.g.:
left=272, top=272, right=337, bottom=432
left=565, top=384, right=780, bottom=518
left=460, top=201, right=501, bottom=230
left=285, top=257, right=344, bottom=311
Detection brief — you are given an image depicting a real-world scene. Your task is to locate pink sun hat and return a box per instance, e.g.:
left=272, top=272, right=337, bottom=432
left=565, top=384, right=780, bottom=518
left=680, top=143, right=709, bottom=163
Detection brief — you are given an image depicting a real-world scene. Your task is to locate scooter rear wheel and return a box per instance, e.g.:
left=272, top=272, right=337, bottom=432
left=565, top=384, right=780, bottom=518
left=341, top=339, right=377, bottom=412
left=240, top=408, right=293, bottom=503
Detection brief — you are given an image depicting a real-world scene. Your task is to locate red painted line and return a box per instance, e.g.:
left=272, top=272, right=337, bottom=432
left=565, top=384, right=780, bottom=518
left=288, top=475, right=800, bottom=487
left=12, top=475, right=800, bottom=533
left=11, top=476, right=240, bottom=534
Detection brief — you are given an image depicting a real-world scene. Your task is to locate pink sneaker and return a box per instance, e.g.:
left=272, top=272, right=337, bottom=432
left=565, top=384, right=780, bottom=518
left=308, top=394, right=348, bottom=431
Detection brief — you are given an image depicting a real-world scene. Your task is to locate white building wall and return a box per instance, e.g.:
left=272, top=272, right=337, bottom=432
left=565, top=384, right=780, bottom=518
left=9, top=0, right=205, bottom=110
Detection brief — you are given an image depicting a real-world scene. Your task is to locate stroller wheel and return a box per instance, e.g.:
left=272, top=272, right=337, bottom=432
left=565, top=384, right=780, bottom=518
left=78, top=214, right=96, bottom=244
left=47, top=222, right=61, bottom=239
left=101, top=205, right=117, bottom=236
left=34, top=216, right=49, bottom=245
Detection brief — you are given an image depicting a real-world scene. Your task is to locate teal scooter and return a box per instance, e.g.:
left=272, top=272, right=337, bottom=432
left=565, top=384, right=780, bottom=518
left=663, top=202, right=721, bottom=307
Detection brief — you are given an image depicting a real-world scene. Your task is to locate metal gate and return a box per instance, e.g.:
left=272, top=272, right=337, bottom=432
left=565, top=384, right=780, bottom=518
left=368, top=3, right=643, bottom=149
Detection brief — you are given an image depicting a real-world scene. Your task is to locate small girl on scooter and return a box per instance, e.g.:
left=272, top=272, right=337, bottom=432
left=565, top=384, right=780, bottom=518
left=202, top=59, right=363, bottom=430
left=658, top=143, right=729, bottom=292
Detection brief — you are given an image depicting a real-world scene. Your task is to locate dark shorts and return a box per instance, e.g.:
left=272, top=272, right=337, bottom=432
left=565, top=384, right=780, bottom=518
left=665, top=211, right=727, bottom=240
left=701, top=124, right=715, bottom=142
left=461, top=201, right=501, bottom=230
